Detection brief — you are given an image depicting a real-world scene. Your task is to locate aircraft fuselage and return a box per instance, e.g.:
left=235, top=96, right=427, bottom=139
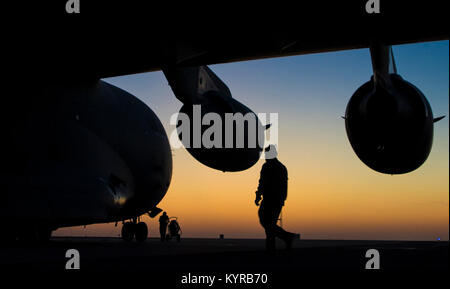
left=1, top=80, right=172, bottom=238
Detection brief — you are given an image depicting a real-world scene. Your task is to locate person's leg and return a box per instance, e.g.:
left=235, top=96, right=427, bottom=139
left=273, top=226, right=295, bottom=249
left=269, top=204, right=295, bottom=249
left=159, top=227, right=165, bottom=241
left=265, top=228, right=276, bottom=252
left=259, top=204, right=276, bottom=252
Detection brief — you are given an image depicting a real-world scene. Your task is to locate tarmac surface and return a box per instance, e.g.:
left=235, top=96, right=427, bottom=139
left=0, top=237, right=448, bottom=286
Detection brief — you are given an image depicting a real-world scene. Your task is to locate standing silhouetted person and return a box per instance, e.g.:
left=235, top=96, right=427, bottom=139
left=255, top=145, right=296, bottom=252
left=159, top=212, right=170, bottom=241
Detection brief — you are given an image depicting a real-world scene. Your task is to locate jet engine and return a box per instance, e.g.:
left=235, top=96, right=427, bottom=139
left=164, top=66, right=265, bottom=172
left=345, top=44, right=444, bottom=174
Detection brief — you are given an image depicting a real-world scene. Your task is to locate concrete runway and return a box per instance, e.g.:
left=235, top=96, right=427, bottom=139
left=0, top=237, right=448, bottom=285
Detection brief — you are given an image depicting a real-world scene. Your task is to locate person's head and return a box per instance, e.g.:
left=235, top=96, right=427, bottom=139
left=163, top=212, right=167, bottom=216
left=264, top=144, right=278, bottom=160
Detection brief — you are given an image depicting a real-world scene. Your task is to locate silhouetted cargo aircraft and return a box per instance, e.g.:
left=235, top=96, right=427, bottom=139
left=1, top=2, right=447, bottom=241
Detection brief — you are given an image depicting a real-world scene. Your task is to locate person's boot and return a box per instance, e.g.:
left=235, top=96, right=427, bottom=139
left=284, top=233, right=296, bottom=251
left=265, top=237, right=276, bottom=255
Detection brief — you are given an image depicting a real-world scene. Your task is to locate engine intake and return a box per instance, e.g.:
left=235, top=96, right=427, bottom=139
left=345, top=74, right=435, bottom=174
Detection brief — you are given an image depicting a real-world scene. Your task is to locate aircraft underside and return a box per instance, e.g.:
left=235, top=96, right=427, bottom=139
left=0, top=2, right=447, bottom=242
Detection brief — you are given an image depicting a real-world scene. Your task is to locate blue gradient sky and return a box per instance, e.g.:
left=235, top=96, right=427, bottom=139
left=56, top=40, right=449, bottom=240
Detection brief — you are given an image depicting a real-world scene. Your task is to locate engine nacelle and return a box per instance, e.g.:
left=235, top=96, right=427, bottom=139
left=345, top=74, right=434, bottom=174
left=177, top=91, right=264, bottom=172
left=164, top=65, right=265, bottom=172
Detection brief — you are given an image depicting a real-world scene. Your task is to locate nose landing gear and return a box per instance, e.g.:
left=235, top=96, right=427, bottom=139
left=121, top=222, right=136, bottom=242
left=121, top=217, right=148, bottom=242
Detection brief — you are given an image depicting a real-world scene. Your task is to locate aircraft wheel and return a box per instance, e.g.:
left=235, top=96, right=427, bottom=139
left=135, top=222, right=148, bottom=242
left=121, top=222, right=135, bottom=242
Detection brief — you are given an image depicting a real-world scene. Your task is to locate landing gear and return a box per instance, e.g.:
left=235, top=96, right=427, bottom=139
left=135, top=222, right=148, bottom=242
left=121, top=222, right=135, bottom=242
left=121, top=218, right=148, bottom=242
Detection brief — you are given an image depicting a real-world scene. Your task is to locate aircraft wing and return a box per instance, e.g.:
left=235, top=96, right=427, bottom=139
left=4, top=1, right=448, bottom=79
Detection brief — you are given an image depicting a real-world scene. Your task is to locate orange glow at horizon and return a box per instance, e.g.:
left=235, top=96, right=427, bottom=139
left=55, top=134, right=449, bottom=241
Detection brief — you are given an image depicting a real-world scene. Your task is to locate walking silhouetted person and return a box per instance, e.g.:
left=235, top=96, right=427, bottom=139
left=159, top=212, right=170, bottom=241
left=255, top=145, right=296, bottom=252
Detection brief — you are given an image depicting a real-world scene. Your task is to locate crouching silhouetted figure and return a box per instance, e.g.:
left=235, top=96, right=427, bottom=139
left=159, top=212, right=169, bottom=241
left=255, top=145, right=296, bottom=253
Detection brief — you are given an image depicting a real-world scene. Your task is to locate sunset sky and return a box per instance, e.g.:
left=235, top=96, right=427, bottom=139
left=55, top=40, right=449, bottom=241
